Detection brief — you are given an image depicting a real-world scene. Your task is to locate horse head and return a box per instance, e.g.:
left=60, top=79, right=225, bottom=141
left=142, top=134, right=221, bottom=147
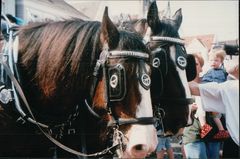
left=146, top=1, right=196, bottom=135
left=89, top=8, right=158, bottom=158
left=17, top=7, right=157, bottom=158
left=116, top=1, right=196, bottom=136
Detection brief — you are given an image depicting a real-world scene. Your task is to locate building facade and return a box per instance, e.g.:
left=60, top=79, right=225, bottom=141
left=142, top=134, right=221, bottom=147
left=1, top=0, right=89, bottom=23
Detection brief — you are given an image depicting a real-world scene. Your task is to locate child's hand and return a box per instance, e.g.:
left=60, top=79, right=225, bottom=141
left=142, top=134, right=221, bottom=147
left=191, top=103, right=198, bottom=111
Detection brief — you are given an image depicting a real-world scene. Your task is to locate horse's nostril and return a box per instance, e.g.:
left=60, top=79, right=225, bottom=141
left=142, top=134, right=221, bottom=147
left=132, top=144, right=148, bottom=153
left=130, top=144, right=148, bottom=158
left=135, top=144, right=144, bottom=151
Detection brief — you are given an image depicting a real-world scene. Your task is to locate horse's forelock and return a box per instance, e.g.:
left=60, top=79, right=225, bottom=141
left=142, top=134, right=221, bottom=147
left=118, top=30, right=148, bottom=53
left=156, top=18, right=179, bottom=36
left=159, top=19, right=180, bottom=38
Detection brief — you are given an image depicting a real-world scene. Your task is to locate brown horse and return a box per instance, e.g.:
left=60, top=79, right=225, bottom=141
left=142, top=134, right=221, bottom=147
left=116, top=1, right=196, bottom=135
left=0, top=8, right=157, bottom=158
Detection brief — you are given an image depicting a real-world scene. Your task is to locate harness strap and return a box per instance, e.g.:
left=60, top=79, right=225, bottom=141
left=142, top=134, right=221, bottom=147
left=151, top=36, right=185, bottom=45
left=89, top=60, right=102, bottom=105
left=160, top=97, right=194, bottom=105
left=84, top=99, right=101, bottom=119
left=0, top=54, right=48, bottom=128
left=152, top=97, right=194, bottom=106
left=109, top=51, right=149, bottom=59
left=107, top=117, right=157, bottom=127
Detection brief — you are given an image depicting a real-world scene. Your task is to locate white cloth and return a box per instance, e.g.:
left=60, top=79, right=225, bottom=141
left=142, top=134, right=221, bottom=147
left=195, top=96, right=205, bottom=119
left=199, top=80, right=239, bottom=145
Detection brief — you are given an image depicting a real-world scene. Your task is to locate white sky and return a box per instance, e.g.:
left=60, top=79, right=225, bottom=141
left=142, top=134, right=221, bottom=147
left=66, top=0, right=239, bottom=41
left=165, top=1, right=239, bottom=41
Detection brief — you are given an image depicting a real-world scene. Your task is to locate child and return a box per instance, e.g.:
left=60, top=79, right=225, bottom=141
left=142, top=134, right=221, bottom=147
left=199, top=49, right=230, bottom=140
left=156, top=135, right=174, bottom=159
left=155, top=120, right=174, bottom=159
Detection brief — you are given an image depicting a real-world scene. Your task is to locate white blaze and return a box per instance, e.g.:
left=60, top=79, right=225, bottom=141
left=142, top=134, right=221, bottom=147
left=169, top=46, right=192, bottom=125
left=123, top=65, right=158, bottom=158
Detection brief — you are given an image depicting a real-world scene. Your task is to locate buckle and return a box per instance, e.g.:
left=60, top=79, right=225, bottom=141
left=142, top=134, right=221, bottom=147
left=16, top=116, right=26, bottom=124
left=67, top=128, right=76, bottom=134
left=0, top=88, right=13, bottom=104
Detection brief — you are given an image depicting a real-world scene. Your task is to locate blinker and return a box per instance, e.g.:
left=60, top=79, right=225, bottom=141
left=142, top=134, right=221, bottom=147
left=150, top=48, right=168, bottom=76
left=140, top=73, right=151, bottom=89
left=176, top=56, right=187, bottom=69
left=175, top=45, right=187, bottom=70
left=139, top=61, right=151, bottom=90
left=107, top=64, right=126, bottom=101
left=186, top=54, right=197, bottom=81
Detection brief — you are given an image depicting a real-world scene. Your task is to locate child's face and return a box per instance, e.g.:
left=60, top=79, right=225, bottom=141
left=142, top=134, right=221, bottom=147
left=209, top=56, right=222, bottom=69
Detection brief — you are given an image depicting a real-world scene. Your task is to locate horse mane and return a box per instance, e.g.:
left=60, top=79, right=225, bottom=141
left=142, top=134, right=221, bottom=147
left=18, top=19, right=101, bottom=97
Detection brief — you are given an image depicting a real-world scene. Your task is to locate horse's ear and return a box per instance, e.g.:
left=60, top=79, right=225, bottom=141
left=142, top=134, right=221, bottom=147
left=100, top=7, right=120, bottom=50
left=147, top=1, right=161, bottom=33
left=172, top=8, right=182, bottom=30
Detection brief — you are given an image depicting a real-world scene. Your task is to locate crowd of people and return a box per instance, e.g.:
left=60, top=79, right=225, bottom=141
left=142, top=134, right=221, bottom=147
left=154, top=48, right=239, bottom=159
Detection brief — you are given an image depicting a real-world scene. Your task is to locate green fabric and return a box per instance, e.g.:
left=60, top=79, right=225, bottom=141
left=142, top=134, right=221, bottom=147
left=182, top=118, right=201, bottom=145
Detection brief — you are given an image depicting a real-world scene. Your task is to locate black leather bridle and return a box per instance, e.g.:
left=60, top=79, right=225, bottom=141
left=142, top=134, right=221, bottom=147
left=84, top=47, right=157, bottom=127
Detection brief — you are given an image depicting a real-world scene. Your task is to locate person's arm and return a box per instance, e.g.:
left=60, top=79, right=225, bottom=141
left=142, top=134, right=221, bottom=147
left=189, top=82, right=225, bottom=113
left=190, top=81, right=239, bottom=145
left=188, top=81, right=200, bottom=96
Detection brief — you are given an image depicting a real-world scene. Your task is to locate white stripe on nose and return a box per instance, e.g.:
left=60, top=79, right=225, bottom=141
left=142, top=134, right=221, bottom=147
left=123, top=83, right=158, bottom=158
left=170, top=46, right=193, bottom=125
